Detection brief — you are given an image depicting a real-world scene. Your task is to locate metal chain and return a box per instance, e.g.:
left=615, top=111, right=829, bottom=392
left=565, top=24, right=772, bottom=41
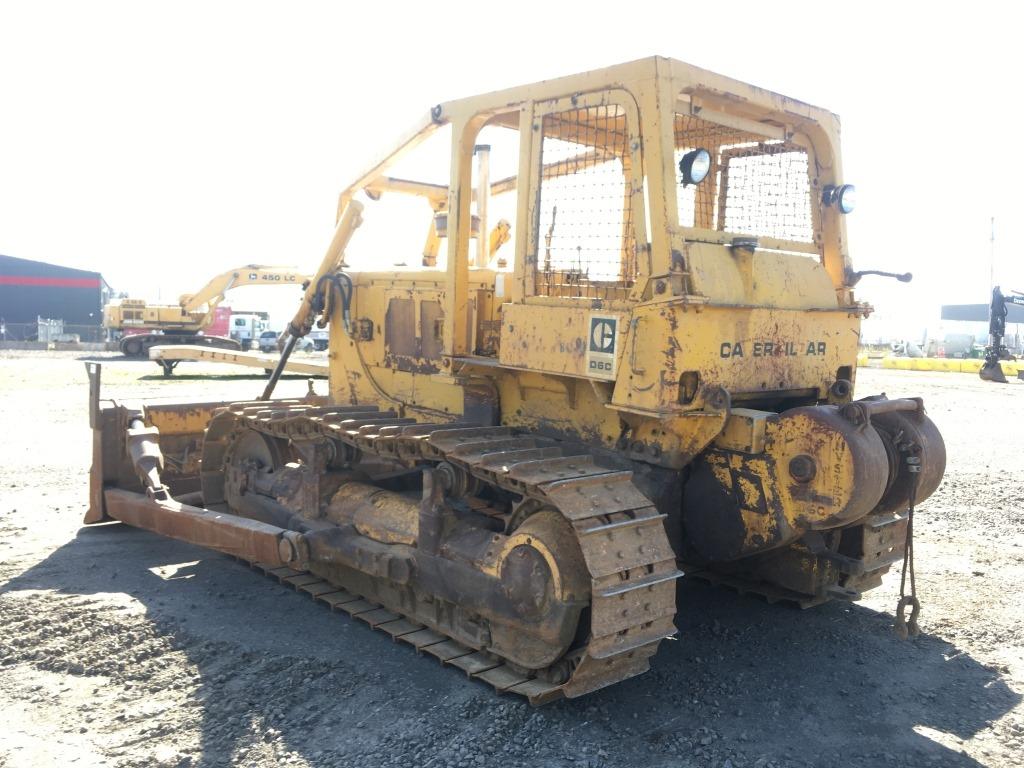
left=895, top=449, right=922, bottom=639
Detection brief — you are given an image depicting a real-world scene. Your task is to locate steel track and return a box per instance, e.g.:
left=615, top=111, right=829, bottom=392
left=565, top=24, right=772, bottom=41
left=201, top=402, right=682, bottom=705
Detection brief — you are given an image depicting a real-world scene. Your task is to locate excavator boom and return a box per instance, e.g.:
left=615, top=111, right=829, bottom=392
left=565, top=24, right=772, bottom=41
left=104, top=264, right=310, bottom=359
left=178, top=265, right=308, bottom=314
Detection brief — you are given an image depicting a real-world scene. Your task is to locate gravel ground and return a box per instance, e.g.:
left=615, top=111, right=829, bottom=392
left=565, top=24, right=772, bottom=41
left=1, top=351, right=1022, bottom=768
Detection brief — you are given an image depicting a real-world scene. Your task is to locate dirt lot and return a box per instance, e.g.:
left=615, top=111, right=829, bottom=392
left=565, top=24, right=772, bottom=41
left=1, top=351, right=1022, bottom=768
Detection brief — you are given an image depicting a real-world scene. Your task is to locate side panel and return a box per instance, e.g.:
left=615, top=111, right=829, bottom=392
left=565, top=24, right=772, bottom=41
left=326, top=273, right=500, bottom=417
left=498, top=304, right=627, bottom=380
left=615, top=304, right=858, bottom=413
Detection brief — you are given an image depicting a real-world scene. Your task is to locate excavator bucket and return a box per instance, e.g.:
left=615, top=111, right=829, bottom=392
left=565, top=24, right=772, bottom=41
left=979, top=360, right=1008, bottom=383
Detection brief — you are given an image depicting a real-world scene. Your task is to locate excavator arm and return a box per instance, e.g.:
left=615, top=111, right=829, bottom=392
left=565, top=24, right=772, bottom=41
left=179, top=265, right=308, bottom=314
left=980, top=286, right=1024, bottom=382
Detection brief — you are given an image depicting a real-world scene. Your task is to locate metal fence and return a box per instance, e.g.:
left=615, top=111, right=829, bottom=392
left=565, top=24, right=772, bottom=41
left=674, top=112, right=814, bottom=244
left=0, top=319, right=107, bottom=343
left=535, top=104, right=636, bottom=300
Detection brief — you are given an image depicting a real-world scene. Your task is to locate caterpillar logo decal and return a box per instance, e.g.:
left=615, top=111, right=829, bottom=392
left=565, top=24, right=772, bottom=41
left=586, top=315, right=618, bottom=380
left=719, top=341, right=827, bottom=358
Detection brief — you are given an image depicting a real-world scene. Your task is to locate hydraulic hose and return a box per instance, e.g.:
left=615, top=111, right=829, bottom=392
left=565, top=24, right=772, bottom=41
left=260, top=333, right=300, bottom=401
left=258, top=201, right=363, bottom=401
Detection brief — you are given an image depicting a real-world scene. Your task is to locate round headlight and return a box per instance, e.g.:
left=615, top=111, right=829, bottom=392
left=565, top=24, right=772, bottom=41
left=680, top=148, right=711, bottom=186
left=837, top=184, right=856, bottom=214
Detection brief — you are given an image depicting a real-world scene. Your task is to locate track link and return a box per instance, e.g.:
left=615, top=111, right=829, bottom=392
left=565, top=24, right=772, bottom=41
left=204, top=402, right=682, bottom=704
left=243, top=560, right=569, bottom=702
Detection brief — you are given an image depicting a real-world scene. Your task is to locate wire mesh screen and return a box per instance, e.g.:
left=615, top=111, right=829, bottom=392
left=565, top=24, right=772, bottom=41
left=535, top=105, right=635, bottom=299
left=674, top=113, right=814, bottom=244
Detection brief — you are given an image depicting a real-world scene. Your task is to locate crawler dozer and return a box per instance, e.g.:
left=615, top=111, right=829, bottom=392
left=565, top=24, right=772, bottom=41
left=86, top=57, right=946, bottom=703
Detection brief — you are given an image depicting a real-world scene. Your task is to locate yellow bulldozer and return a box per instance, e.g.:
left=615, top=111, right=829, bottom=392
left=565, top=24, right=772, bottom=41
left=85, top=57, right=946, bottom=704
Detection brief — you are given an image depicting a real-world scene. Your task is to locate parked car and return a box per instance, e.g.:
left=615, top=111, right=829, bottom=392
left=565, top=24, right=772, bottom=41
left=310, top=329, right=329, bottom=351
left=258, top=330, right=281, bottom=353
left=265, top=330, right=313, bottom=354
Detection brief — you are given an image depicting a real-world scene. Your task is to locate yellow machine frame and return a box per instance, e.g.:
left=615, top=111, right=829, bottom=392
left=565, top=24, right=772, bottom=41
left=323, top=57, right=861, bottom=470
left=85, top=57, right=946, bottom=704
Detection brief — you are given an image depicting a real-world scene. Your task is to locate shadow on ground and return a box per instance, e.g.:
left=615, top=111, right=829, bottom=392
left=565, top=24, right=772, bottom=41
left=2, top=522, right=1016, bottom=768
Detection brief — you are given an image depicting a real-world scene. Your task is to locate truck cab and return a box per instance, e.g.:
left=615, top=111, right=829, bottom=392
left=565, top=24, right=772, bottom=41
left=229, top=313, right=269, bottom=349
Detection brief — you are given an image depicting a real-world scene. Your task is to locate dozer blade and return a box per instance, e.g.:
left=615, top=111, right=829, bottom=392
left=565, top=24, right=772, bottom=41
left=84, top=361, right=322, bottom=524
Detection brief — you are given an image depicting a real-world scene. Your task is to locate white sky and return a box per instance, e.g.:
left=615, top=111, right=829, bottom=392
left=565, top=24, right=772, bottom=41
left=1, top=2, right=1021, bottom=336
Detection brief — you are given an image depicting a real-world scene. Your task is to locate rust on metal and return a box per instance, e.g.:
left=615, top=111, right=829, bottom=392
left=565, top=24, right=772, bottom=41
left=82, top=58, right=950, bottom=703
left=103, top=488, right=289, bottom=566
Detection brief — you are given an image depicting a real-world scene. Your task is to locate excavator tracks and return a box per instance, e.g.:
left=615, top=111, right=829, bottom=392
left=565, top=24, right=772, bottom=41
left=203, top=402, right=682, bottom=705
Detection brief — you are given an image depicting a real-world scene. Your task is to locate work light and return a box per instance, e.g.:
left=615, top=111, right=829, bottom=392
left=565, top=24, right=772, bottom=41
left=680, top=148, right=711, bottom=186
left=822, top=183, right=856, bottom=214
left=836, top=184, right=856, bottom=214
